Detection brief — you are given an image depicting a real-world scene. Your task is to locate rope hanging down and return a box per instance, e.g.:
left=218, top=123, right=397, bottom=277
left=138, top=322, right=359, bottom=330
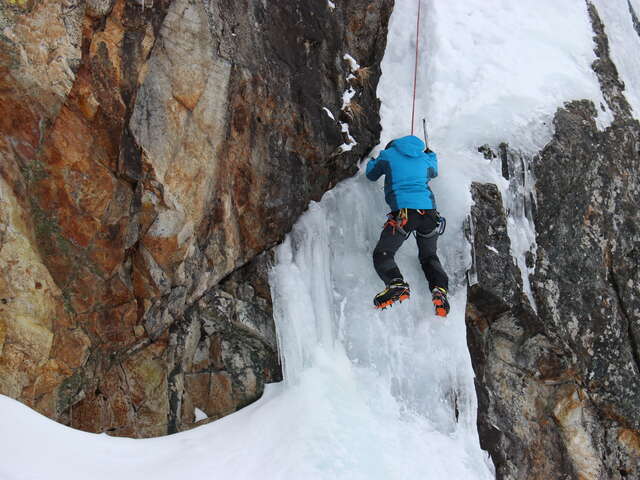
left=410, top=0, right=422, bottom=135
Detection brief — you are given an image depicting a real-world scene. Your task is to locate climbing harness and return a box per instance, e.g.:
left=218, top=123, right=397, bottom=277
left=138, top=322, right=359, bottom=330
left=384, top=209, right=446, bottom=238
left=384, top=208, right=410, bottom=236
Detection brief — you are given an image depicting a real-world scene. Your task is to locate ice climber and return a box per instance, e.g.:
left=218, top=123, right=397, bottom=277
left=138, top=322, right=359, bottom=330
left=365, top=135, right=450, bottom=316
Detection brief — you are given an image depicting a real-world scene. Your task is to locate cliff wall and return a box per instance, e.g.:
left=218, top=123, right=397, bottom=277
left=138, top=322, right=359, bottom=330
left=466, top=3, right=640, bottom=478
left=0, top=0, right=392, bottom=437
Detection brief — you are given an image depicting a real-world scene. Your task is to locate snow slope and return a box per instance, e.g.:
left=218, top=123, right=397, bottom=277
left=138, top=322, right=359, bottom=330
left=592, top=0, right=640, bottom=117
left=2, top=1, right=637, bottom=479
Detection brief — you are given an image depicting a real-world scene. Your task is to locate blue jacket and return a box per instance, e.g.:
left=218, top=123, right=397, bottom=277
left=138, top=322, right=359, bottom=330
left=365, top=135, right=438, bottom=211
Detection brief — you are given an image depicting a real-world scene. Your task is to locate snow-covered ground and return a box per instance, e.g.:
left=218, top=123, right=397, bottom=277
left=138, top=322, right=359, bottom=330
left=2, top=1, right=639, bottom=479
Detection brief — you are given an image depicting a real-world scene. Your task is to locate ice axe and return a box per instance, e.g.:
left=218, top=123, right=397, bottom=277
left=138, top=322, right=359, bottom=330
left=422, top=118, right=429, bottom=150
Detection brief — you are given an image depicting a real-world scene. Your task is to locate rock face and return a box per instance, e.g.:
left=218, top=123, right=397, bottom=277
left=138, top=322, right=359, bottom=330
left=466, top=3, right=640, bottom=479
left=0, top=0, right=392, bottom=437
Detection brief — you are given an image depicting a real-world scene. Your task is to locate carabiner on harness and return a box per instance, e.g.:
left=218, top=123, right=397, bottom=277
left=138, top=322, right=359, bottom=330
left=415, top=211, right=446, bottom=239
left=437, top=215, right=446, bottom=235
left=385, top=208, right=410, bottom=237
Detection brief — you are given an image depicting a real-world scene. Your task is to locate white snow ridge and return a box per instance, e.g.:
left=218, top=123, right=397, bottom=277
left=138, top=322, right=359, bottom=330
left=2, top=1, right=638, bottom=479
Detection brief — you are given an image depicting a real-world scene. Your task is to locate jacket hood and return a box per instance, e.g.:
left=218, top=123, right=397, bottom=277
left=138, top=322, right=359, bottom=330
left=391, top=135, right=425, bottom=157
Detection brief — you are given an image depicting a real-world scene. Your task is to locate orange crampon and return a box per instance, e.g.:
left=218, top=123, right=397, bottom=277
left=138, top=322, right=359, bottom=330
left=431, top=287, right=450, bottom=317
left=373, top=280, right=410, bottom=309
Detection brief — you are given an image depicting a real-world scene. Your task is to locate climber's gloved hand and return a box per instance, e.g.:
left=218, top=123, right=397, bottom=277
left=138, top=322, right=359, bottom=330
left=424, top=147, right=433, bottom=154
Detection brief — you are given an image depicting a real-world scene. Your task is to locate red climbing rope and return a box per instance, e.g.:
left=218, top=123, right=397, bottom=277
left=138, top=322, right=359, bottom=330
left=410, top=0, right=422, bottom=135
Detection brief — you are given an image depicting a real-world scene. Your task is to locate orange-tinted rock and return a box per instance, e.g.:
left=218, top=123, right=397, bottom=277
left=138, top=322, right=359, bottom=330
left=86, top=364, right=135, bottom=433
left=209, top=335, right=225, bottom=371
left=67, top=266, right=104, bottom=314
left=50, top=328, right=91, bottom=370
left=0, top=0, right=390, bottom=440
left=184, top=371, right=234, bottom=421
left=90, top=221, right=128, bottom=276
left=122, top=342, right=167, bottom=408
left=30, top=360, right=72, bottom=403
left=71, top=392, right=108, bottom=434
left=0, top=317, right=6, bottom=357
left=68, top=370, right=127, bottom=434
left=94, top=272, right=133, bottom=310
left=0, top=174, right=65, bottom=399
left=184, top=372, right=209, bottom=414
left=619, top=429, right=640, bottom=457
left=208, top=372, right=235, bottom=419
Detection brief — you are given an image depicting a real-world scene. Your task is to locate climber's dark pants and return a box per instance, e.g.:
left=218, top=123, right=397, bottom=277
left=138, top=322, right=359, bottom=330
left=373, top=209, right=449, bottom=291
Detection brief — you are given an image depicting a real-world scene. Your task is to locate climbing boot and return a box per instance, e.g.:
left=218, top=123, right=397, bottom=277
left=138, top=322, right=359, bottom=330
left=432, top=287, right=450, bottom=317
left=374, top=279, right=410, bottom=309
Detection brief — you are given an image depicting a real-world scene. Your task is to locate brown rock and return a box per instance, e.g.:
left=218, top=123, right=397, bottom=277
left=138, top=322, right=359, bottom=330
left=0, top=0, right=391, bottom=439
left=184, top=372, right=209, bottom=414
left=50, top=328, right=91, bottom=370
left=122, top=342, right=168, bottom=412
left=619, top=429, right=640, bottom=458
left=208, top=372, right=235, bottom=418
left=0, top=175, right=63, bottom=398
left=0, top=317, right=6, bottom=357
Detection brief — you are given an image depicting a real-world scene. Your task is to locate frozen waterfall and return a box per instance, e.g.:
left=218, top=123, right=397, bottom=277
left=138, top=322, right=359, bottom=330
left=3, top=0, right=637, bottom=478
